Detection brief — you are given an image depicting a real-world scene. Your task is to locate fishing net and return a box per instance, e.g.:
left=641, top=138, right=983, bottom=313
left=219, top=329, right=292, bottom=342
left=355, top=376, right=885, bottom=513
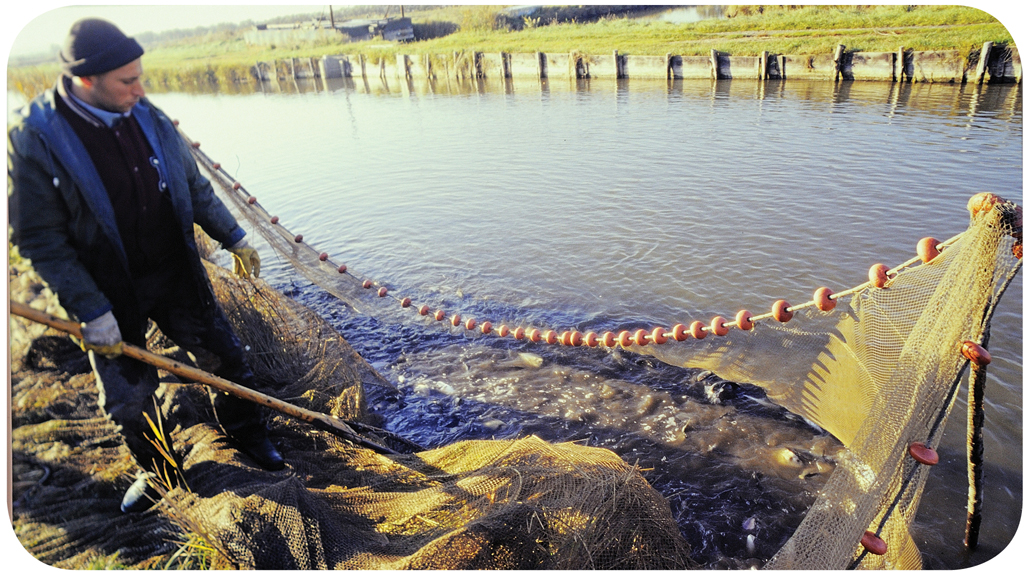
left=9, top=246, right=695, bottom=569
left=188, top=132, right=1022, bottom=570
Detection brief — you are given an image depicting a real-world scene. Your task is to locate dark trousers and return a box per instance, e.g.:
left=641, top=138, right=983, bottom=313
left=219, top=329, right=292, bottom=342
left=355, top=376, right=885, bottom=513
left=90, top=259, right=267, bottom=484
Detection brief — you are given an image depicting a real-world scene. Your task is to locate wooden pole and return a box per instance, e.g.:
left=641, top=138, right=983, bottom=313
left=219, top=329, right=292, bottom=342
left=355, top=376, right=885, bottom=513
left=9, top=301, right=406, bottom=456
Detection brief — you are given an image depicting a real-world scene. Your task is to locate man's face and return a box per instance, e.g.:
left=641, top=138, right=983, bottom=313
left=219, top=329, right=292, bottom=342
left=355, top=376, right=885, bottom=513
left=84, top=58, right=145, bottom=114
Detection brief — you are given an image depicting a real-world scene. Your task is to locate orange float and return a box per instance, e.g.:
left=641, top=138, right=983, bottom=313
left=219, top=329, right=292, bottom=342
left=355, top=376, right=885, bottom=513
left=232, top=182, right=242, bottom=190
left=294, top=234, right=303, bottom=243
left=569, top=331, right=583, bottom=347
left=319, top=252, right=329, bottom=261
left=211, top=162, right=220, bottom=169
left=450, top=314, right=461, bottom=327
left=173, top=119, right=180, bottom=126
left=270, top=216, right=279, bottom=224
left=362, top=280, right=372, bottom=289
left=633, top=329, right=649, bottom=346
left=419, top=305, right=430, bottom=316
left=617, top=331, right=633, bottom=347
left=465, top=318, right=476, bottom=330
left=690, top=320, right=707, bottom=340
left=961, top=341, right=992, bottom=366
left=860, top=531, right=887, bottom=556
left=497, top=324, right=509, bottom=337
left=584, top=332, right=598, bottom=347
left=247, top=196, right=257, bottom=204
left=651, top=326, right=667, bottom=344
left=1014, top=243, right=1023, bottom=260
left=814, top=287, right=836, bottom=312
left=434, top=310, right=445, bottom=321
left=191, top=141, right=200, bottom=148
left=772, top=300, right=793, bottom=323
left=917, top=237, right=941, bottom=263
left=559, top=331, right=572, bottom=346
left=337, top=264, right=347, bottom=273
left=377, top=287, right=388, bottom=297
left=544, top=330, right=558, bottom=344
left=710, top=316, right=728, bottom=336
left=513, top=327, right=526, bottom=340
left=908, top=442, right=939, bottom=466
left=671, top=323, right=688, bottom=341
left=480, top=321, right=492, bottom=334
left=735, top=310, right=753, bottom=331
left=400, top=297, right=412, bottom=308
left=868, top=264, right=889, bottom=288
left=527, top=328, right=542, bottom=343
left=602, top=332, right=616, bottom=348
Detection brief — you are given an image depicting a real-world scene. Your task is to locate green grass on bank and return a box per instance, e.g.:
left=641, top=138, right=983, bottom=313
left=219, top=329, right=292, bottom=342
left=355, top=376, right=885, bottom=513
left=8, top=5, right=1015, bottom=98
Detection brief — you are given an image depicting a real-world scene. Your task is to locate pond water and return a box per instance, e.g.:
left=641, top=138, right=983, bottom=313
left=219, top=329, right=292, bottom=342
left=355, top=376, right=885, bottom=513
left=16, top=74, right=1022, bottom=567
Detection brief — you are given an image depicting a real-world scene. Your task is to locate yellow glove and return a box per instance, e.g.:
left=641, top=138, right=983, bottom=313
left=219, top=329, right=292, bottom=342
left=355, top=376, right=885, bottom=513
left=227, top=239, right=261, bottom=278
left=79, top=310, right=124, bottom=358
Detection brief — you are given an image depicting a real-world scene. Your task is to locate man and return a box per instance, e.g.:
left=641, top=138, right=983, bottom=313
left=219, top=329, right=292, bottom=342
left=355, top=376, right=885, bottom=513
left=8, top=18, right=283, bottom=513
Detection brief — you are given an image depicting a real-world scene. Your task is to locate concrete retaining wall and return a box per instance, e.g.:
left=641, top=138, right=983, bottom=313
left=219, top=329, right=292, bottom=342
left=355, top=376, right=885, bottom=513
left=262, top=45, right=1020, bottom=85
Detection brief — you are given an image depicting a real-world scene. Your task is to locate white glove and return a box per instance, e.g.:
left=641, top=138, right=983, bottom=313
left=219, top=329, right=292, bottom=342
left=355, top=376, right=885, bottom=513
left=80, top=310, right=123, bottom=358
left=227, top=238, right=261, bottom=278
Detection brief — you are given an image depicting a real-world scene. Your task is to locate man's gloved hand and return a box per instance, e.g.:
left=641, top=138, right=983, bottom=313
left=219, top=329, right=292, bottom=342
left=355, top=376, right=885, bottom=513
left=227, top=238, right=261, bottom=278
left=79, top=310, right=123, bottom=358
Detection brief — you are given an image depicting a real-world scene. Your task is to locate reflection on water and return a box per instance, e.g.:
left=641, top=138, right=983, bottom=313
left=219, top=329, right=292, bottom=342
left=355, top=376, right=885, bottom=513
left=86, top=76, right=1026, bottom=567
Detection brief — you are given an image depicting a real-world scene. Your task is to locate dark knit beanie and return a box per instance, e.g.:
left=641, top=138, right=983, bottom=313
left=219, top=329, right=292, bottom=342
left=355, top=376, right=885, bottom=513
left=60, top=18, right=144, bottom=77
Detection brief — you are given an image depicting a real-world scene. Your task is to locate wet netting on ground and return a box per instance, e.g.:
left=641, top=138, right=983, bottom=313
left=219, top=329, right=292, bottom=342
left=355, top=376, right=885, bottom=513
left=190, top=133, right=1022, bottom=570
left=9, top=250, right=695, bottom=569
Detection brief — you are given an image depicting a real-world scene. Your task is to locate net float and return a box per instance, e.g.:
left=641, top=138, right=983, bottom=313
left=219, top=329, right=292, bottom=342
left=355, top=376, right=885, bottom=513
left=967, top=192, right=1002, bottom=218
left=211, top=162, right=220, bottom=169
left=602, top=331, right=616, bottom=348
left=690, top=320, right=707, bottom=339
left=319, top=252, right=329, bottom=261
left=772, top=300, right=793, bottom=323
left=1014, top=242, right=1023, bottom=260
left=710, top=316, right=728, bottom=336
left=450, top=314, right=461, bottom=327
left=860, top=531, right=887, bottom=556
left=908, top=442, right=939, bottom=465
left=233, top=182, right=242, bottom=190
left=559, top=331, right=572, bottom=346
left=247, top=196, right=257, bottom=204
left=270, top=216, right=279, bottom=224
left=917, top=237, right=941, bottom=263
left=191, top=141, right=200, bottom=148
left=497, top=324, right=509, bottom=337
left=961, top=341, right=992, bottom=366
left=671, top=323, right=688, bottom=341
left=419, top=305, right=430, bottom=316
left=584, top=332, right=598, bottom=347
left=633, top=329, right=649, bottom=346
left=617, top=330, right=633, bottom=347
left=172, top=119, right=180, bottom=126
left=434, top=309, right=445, bottom=321
left=544, top=330, right=558, bottom=344
left=377, top=287, right=388, bottom=297
left=513, top=327, right=525, bottom=340
left=814, top=287, right=836, bottom=312
left=651, top=326, right=668, bottom=344
left=527, top=328, right=542, bottom=343
left=869, top=264, right=890, bottom=288
left=465, top=318, right=476, bottom=330
left=400, top=297, right=412, bottom=308
left=337, top=264, right=347, bottom=273
left=294, top=234, right=303, bottom=243
left=480, top=321, right=492, bottom=334
left=569, top=331, right=583, bottom=347
left=362, top=280, right=372, bottom=289
left=736, top=310, right=753, bottom=331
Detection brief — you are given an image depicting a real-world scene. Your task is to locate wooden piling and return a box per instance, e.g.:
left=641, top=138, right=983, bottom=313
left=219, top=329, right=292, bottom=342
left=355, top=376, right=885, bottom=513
left=975, top=41, right=994, bottom=84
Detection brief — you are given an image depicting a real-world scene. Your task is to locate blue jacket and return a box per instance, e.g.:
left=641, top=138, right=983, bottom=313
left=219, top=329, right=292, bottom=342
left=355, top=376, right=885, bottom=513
left=8, top=81, right=246, bottom=327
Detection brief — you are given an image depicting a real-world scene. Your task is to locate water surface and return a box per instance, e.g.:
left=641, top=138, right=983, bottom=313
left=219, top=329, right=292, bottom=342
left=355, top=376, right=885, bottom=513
left=146, top=76, right=1021, bottom=567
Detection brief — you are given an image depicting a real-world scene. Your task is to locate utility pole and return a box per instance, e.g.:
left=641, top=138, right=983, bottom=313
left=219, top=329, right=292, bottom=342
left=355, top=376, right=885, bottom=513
left=328, top=5, right=335, bottom=29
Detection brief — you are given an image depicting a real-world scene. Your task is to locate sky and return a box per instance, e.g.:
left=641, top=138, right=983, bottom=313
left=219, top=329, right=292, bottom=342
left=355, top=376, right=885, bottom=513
left=4, top=2, right=329, bottom=58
